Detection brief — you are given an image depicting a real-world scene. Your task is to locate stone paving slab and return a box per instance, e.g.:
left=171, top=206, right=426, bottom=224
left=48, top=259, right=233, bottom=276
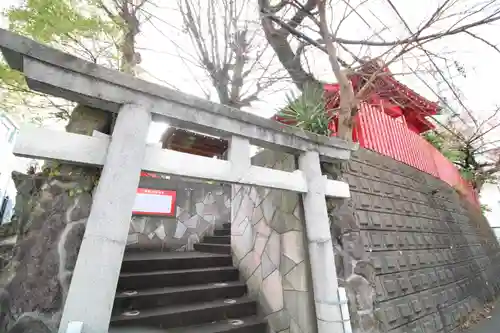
left=462, top=301, right=500, bottom=333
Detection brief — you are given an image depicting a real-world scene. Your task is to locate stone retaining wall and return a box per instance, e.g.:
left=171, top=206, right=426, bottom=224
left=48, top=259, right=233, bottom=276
left=328, top=148, right=500, bottom=333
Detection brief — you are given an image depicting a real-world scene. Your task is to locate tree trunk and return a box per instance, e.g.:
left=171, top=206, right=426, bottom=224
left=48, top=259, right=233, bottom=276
left=317, top=0, right=357, bottom=141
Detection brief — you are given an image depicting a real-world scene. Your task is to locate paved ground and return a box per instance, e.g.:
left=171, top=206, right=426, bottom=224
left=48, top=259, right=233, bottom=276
left=463, top=301, right=500, bottom=333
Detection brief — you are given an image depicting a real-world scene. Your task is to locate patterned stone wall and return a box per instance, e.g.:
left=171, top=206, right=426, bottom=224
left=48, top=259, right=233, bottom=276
left=0, top=169, right=96, bottom=333
left=329, top=148, right=500, bottom=333
left=231, top=151, right=317, bottom=333
left=128, top=176, right=231, bottom=251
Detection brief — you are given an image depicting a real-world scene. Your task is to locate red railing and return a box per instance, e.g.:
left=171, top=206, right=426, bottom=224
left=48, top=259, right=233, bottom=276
left=355, top=103, right=479, bottom=206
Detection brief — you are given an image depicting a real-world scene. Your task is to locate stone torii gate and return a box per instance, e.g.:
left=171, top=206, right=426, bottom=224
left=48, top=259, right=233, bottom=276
left=0, top=29, right=356, bottom=333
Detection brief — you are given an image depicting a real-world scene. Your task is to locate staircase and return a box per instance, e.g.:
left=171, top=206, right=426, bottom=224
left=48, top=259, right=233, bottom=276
left=110, top=223, right=267, bottom=333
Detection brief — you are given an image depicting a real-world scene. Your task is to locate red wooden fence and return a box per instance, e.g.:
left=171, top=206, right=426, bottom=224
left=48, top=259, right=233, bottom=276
left=355, top=103, right=479, bottom=206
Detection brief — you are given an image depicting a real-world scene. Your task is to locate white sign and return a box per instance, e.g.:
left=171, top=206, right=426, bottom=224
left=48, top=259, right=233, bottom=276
left=132, top=188, right=177, bottom=216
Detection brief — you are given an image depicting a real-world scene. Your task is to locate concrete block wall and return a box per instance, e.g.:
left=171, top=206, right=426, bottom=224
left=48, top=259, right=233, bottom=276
left=128, top=176, right=231, bottom=251
left=329, top=148, right=500, bottom=333
left=231, top=150, right=317, bottom=333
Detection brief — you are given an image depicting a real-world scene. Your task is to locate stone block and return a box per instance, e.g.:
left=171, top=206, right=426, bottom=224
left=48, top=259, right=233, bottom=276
left=384, top=304, right=400, bottom=326
left=385, top=256, right=398, bottom=272
left=356, top=210, right=371, bottom=228
left=130, top=216, right=149, bottom=234
left=262, top=252, right=277, bottom=280
left=183, top=215, right=199, bottom=229
left=264, top=231, right=281, bottom=267
left=284, top=291, right=316, bottom=333
left=371, top=214, right=383, bottom=228
left=280, top=254, right=297, bottom=277
left=254, top=233, right=268, bottom=258
left=359, top=178, right=372, bottom=193
left=281, top=231, right=305, bottom=264
left=371, top=255, right=383, bottom=274
left=397, top=274, right=412, bottom=294
left=127, top=233, right=139, bottom=245
left=154, top=224, right=166, bottom=240
left=370, top=232, right=384, bottom=250
left=232, top=218, right=253, bottom=260
left=281, top=192, right=299, bottom=214
left=394, top=216, right=405, bottom=229
left=247, top=264, right=263, bottom=297
left=266, top=309, right=290, bottom=333
left=360, top=231, right=372, bottom=251
left=411, top=298, right=423, bottom=314
left=383, top=277, right=398, bottom=296
left=273, top=211, right=303, bottom=234
left=405, top=233, right=416, bottom=249
left=397, top=301, right=413, bottom=319
left=372, top=180, right=383, bottom=194
left=262, top=197, right=277, bottom=224
left=384, top=233, right=397, bottom=249
left=262, top=270, right=284, bottom=314
left=409, top=273, right=422, bottom=291
left=239, top=250, right=260, bottom=281
left=173, top=222, right=187, bottom=239
left=383, top=214, right=395, bottom=229
left=283, top=261, right=308, bottom=292
left=348, top=162, right=363, bottom=175
left=397, top=253, right=408, bottom=269
left=374, top=278, right=385, bottom=300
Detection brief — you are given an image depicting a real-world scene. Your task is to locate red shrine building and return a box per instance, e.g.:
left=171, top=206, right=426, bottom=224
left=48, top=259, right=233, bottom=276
left=317, top=60, right=440, bottom=139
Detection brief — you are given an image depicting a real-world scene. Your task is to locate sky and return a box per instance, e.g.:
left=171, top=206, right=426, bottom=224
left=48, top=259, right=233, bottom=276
left=1, top=0, right=500, bottom=164
left=2, top=0, right=500, bottom=123
left=136, top=0, right=500, bottom=149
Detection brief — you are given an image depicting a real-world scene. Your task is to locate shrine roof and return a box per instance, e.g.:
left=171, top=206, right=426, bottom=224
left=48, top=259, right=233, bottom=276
left=161, top=128, right=228, bottom=158
left=325, top=60, right=440, bottom=116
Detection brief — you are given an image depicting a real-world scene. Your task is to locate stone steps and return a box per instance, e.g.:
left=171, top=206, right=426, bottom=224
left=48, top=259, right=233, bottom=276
left=118, top=266, right=239, bottom=291
left=109, top=316, right=266, bottom=333
left=203, top=235, right=231, bottom=244
left=121, top=252, right=232, bottom=273
left=159, top=316, right=267, bottom=333
left=110, top=224, right=267, bottom=332
left=111, top=297, right=257, bottom=329
left=193, top=243, right=231, bottom=254
left=214, top=228, right=230, bottom=236
left=113, top=281, right=247, bottom=313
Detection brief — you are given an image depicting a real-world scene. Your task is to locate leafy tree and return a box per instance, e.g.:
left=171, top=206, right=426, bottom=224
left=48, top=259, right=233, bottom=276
left=423, top=110, right=500, bottom=192
left=1, top=0, right=119, bottom=122
left=1, top=0, right=150, bottom=122
left=277, top=82, right=333, bottom=136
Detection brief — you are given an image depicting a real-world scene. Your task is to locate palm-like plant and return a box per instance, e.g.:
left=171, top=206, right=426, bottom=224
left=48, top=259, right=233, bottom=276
left=277, top=83, right=334, bottom=137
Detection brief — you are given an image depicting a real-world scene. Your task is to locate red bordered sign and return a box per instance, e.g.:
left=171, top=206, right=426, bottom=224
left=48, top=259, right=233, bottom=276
left=132, top=188, right=177, bottom=216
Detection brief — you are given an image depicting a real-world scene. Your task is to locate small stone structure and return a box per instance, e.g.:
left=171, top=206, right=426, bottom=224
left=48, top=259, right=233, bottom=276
left=128, top=176, right=231, bottom=251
